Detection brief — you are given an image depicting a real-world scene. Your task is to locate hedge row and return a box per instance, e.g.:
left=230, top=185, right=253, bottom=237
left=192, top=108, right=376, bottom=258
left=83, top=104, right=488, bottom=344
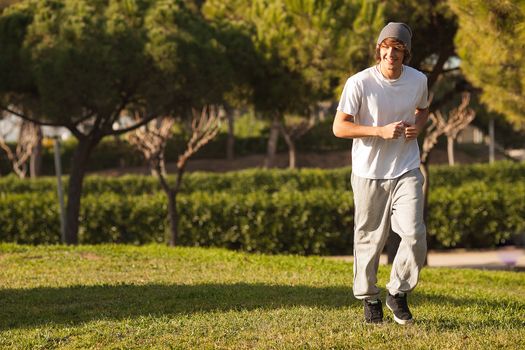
left=0, top=168, right=350, bottom=195
left=1, top=181, right=523, bottom=253
left=0, top=190, right=353, bottom=254
left=1, top=161, right=524, bottom=195
left=428, top=182, right=525, bottom=248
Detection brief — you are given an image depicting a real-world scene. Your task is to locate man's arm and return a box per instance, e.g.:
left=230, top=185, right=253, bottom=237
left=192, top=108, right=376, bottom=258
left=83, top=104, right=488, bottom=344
left=332, top=110, right=406, bottom=140
left=404, top=107, right=429, bottom=141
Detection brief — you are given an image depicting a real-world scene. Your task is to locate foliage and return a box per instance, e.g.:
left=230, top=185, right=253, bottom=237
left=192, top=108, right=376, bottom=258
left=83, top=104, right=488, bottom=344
left=0, top=0, right=160, bottom=123
left=0, top=190, right=354, bottom=254
left=450, top=0, right=525, bottom=129
left=1, top=161, right=524, bottom=195
left=1, top=176, right=524, bottom=250
left=0, top=0, right=235, bottom=243
left=231, top=111, right=268, bottom=138
left=204, top=0, right=384, bottom=112
left=429, top=181, right=525, bottom=248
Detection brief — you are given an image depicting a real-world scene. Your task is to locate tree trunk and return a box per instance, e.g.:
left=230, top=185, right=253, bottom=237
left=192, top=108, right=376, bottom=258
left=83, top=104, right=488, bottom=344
left=30, top=126, right=43, bottom=178
left=167, top=188, right=179, bottom=246
left=488, top=118, right=495, bottom=164
left=157, top=164, right=184, bottom=247
left=279, top=122, right=296, bottom=169
left=447, top=136, right=455, bottom=165
left=65, top=137, right=99, bottom=245
left=427, top=46, right=454, bottom=90
left=226, top=106, right=235, bottom=161
left=159, top=154, right=167, bottom=177
left=264, top=113, right=280, bottom=168
left=287, top=139, right=296, bottom=170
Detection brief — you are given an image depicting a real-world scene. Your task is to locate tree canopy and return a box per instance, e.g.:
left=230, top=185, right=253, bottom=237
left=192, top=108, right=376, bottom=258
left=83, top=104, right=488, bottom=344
left=0, top=0, right=234, bottom=243
left=204, top=0, right=384, bottom=114
left=450, top=0, right=525, bottom=129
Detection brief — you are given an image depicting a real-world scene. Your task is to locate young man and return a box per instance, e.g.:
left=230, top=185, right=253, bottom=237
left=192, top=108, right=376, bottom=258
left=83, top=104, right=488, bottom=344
left=333, top=22, right=429, bottom=325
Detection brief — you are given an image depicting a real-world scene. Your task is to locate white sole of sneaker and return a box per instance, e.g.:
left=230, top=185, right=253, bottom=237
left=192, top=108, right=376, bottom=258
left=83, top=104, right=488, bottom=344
left=386, top=302, right=414, bottom=325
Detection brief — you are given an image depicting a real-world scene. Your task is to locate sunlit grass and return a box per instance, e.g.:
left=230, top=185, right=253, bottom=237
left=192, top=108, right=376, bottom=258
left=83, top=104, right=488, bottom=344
left=0, top=244, right=523, bottom=349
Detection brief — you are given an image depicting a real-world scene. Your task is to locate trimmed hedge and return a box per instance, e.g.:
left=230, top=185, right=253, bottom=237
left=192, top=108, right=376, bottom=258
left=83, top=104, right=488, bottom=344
left=1, top=161, right=525, bottom=195
left=0, top=168, right=352, bottom=195
left=428, top=161, right=525, bottom=187
left=429, top=181, right=525, bottom=248
left=1, top=181, right=524, bottom=252
left=0, top=190, right=353, bottom=254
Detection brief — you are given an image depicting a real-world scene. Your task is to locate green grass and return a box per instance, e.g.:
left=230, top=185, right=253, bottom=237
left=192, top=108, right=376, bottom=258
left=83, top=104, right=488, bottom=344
left=0, top=244, right=523, bottom=349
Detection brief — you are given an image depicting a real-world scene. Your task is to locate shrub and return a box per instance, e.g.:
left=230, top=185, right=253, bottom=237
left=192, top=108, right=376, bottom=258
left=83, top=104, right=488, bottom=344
left=1, top=161, right=524, bottom=195
left=428, top=162, right=525, bottom=187
left=0, top=192, right=60, bottom=244
left=428, top=181, right=525, bottom=248
left=0, top=190, right=354, bottom=254
left=176, top=190, right=354, bottom=254
left=0, top=181, right=523, bottom=252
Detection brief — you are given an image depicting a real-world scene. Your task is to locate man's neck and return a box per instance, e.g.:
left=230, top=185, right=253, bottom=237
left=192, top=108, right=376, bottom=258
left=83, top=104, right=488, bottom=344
left=379, top=62, right=403, bottom=80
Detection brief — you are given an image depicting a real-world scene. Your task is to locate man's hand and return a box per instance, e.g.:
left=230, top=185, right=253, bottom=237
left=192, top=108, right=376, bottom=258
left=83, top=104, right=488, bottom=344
left=379, top=121, right=406, bottom=139
left=403, top=122, right=421, bottom=141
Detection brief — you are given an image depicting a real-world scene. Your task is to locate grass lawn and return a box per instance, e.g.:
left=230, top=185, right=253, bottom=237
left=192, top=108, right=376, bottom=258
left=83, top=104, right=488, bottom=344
left=0, top=244, right=523, bottom=349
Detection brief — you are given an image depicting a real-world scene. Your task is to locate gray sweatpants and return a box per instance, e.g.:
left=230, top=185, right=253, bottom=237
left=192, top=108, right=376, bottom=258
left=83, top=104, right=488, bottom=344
left=351, top=168, right=427, bottom=300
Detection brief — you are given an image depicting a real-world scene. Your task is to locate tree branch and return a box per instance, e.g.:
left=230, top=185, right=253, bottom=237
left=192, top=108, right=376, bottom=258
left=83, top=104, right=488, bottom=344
left=427, top=46, right=455, bottom=90
left=176, top=105, right=223, bottom=173
left=108, top=112, right=159, bottom=136
left=0, top=105, right=63, bottom=127
left=0, top=104, right=96, bottom=128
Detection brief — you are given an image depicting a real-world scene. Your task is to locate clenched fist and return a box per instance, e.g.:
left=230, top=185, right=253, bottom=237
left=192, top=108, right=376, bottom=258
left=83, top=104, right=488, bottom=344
left=379, top=121, right=406, bottom=140
left=403, top=122, right=421, bottom=141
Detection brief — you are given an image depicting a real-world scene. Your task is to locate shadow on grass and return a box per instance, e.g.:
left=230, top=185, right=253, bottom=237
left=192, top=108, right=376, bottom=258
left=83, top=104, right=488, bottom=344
left=1, top=283, right=523, bottom=331
left=0, top=283, right=357, bottom=330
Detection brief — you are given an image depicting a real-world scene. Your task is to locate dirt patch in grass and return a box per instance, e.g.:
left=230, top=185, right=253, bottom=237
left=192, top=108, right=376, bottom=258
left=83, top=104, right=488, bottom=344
left=79, top=252, right=102, bottom=260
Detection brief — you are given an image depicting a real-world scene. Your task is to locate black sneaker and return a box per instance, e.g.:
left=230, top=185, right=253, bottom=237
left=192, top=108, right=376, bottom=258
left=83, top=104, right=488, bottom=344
left=386, top=292, right=413, bottom=325
left=363, top=299, right=383, bottom=324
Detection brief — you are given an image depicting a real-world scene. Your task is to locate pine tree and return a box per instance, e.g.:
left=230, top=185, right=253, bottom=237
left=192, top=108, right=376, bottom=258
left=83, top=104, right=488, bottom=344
left=450, top=0, right=525, bottom=129
left=204, top=0, right=385, bottom=167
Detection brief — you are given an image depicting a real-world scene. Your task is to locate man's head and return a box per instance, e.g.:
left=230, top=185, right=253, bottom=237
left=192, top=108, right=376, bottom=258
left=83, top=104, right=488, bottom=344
left=375, top=22, right=412, bottom=65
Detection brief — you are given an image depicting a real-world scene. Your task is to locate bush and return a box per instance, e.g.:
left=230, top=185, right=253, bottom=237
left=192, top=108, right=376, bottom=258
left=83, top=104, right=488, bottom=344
left=0, top=190, right=353, bottom=255
left=1, top=161, right=525, bottom=195
left=0, top=168, right=353, bottom=195
left=1, top=180, right=523, bottom=252
left=176, top=190, right=354, bottom=254
left=428, top=181, right=525, bottom=248
left=0, top=192, right=60, bottom=244
left=428, top=161, right=525, bottom=187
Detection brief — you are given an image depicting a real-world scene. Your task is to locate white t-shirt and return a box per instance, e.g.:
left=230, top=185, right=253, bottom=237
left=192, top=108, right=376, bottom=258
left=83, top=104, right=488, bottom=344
left=337, top=65, right=429, bottom=179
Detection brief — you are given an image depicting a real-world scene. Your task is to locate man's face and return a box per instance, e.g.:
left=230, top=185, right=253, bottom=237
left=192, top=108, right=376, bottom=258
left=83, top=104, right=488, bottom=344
left=379, top=41, right=404, bottom=71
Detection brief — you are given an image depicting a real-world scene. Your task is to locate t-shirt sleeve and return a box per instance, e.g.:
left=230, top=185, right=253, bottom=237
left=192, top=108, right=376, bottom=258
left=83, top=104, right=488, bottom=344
left=337, top=77, right=361, bottom=117
left=417, top=76, right=429, bottom=109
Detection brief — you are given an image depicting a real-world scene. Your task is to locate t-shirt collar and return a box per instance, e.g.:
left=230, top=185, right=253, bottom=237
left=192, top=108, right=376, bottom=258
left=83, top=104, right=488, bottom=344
left=375, top=64, right=405, bottom=83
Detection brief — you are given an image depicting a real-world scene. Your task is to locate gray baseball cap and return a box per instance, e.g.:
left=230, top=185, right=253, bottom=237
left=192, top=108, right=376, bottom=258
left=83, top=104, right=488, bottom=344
left=376, top=22, right=412, bottom=52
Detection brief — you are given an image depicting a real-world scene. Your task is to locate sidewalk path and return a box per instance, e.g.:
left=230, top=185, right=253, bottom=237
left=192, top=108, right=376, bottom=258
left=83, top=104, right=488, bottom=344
left=327, top=247, right=525, bottom=271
